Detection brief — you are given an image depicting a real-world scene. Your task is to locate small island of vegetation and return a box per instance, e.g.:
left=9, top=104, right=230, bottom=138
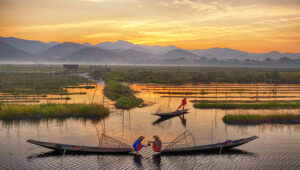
left=223, top=114, right=300, bottom=124
left=91, top=69, right=144, bottom=109
left=0, top=104, right=109, bottom=120
left=193, top=101, right=300, bottom=109
left=103, top=80, right=143, bottom=109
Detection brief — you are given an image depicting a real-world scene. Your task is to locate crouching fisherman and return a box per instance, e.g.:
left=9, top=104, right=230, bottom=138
left=133, top=136, right=146, bottom=152
left=148, top=135, right=162, bottom=152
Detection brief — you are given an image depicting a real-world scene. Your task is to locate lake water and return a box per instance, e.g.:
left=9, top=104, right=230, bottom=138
left=0, top=83, right=300, bottom=169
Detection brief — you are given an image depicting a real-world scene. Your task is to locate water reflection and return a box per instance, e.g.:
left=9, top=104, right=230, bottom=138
left=0, top=118, right=105, bottom=128
left=152, top=115, right=187, bottom=127
left=152, top=154, right=161, bottom=168
left=133, top=154, right=143, bottom=168
left=1, top=83, right=300, bottom=169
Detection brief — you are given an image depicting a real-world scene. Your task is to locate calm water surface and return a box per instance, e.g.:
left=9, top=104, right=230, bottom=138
left=1, top=84, right=300, bottom=169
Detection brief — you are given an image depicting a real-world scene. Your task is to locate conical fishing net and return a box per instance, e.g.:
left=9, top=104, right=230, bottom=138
left=164, top=130, right=196, bottom=150
left=98, top=134, right=131, bottom=149
left=156, top=104, right=173, bottom=113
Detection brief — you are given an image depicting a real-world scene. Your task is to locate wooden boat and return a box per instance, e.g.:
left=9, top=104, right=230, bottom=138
left=27, top=139, right=133, bottom=154
left=153, top=109, right=189, bottom=117
left=160, top=136, right=258, bottom=154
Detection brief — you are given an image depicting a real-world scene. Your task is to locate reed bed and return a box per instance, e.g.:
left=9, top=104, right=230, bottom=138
left=193, top=102, right=300, bottom=109
left=223, top=114, right=300, bottom=124
left=0, top=72, right=90, bottom=95
left=89, top=65, right=300, bottom=84
left=0, top=104, right=109, bottom=120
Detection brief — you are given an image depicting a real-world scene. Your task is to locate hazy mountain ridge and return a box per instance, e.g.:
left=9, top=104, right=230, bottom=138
left=96, top=40, right=135, bottom=50
left=39, top=42, right=86, bottom=61
left=163, top=49, right=200, bottom=59
left=188, top=48, right=300, bottom=60
left=0, top=40, right=35, bottom=62
left=65, top=46, right=120, bottom=63
left=0, top=37, right=49, bottom=55
left=0, top=36, right=300, bottom=65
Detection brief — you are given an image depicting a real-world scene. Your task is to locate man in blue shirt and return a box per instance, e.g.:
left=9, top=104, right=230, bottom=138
left=133, top=136, right=146, bottom=152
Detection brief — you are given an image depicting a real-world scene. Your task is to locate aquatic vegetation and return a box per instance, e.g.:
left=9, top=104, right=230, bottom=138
left=64, top=85, right=95, bottom=89
left=193, top=101, right=300, bottom=109
left=0, top=72, right=90, bottom=95
left=0, top=104, right=109, bottom=120
left=223, top=114, right=300, bottom=124
left=115, top=96, right=144, bottom=109
left=104, top=80, right=143, bottom=109
left=90, top=65, right=300, bottom=84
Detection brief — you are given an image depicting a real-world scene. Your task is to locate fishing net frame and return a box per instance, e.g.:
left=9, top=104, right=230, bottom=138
left=155, top=103, right=174, bottom=114
left=164, top=130, right=196, bottom=150
left=98, top=134, right=131, bottom=150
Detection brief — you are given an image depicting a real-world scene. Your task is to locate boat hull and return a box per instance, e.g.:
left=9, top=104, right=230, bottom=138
left=27, top=139, right=133, bottom=154
left=153, top=109, right=189, bottom=117
left=160, top=136, right=258, bottom=154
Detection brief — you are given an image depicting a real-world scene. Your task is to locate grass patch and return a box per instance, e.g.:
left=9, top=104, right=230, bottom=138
left=89, top=65, right=300, bottom=84
left=0, top=104, right=109, bottom=120
left=193, top=101, right=300, bottom=109
left=223, top=114, right=300, bottom=124
left=64, top=85, right=95, bottom=89
left=104, top=80, right=143, bottom=109
left=0, top=72, right=90, bottom=95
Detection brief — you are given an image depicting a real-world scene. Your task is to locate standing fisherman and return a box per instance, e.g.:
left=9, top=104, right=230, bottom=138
left=178, top=97, right=187, bottom=110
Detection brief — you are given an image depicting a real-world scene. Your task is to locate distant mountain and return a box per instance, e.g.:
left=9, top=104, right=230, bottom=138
left=118, top=49, right=153, bottom=60
left=1, top=36, right=300, bottom=65
left=0, top=37, right=49, bottom=54
left=189, top=48, right=300, bottom=60
left=39, top=42, right=85, bottom=61
left=66, top=46, right=120, bottom=63
left=46, top=41, right=60, bottom=48
left=189, top=48, right=251, bottom=60
left=142, top=45, right=178, bottom=55
left=252, top=51, right=300, bottom=60
left=96, top=40, right=135, bottom=50
left=129, top=46, right=149, bottom=53
left=66, top=47, right=153, bottom=63
left=0, top=41, right=35, bottom=62
left=82, top=42, right=92, bottom=46
left=95, top=40, right=178, bottom=55
left=163, top=49, right=199, bottom=59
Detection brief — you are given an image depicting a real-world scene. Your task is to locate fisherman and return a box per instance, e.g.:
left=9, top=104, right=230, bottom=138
left=133, top=136, right=146, bottom=152
left=178, top=97, right=187, bottom=110
left=148, top=135, right=162, bottom=152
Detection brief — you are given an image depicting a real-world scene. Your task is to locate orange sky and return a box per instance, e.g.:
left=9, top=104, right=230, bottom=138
left=0, top=0, right=300, bottom=52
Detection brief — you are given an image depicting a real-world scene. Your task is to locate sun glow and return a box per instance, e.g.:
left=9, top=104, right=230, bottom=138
left=0, top=0, right=300, bottom=52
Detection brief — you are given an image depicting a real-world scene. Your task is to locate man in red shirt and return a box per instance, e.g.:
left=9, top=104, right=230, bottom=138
left=148, top=135, right=162, bottom=152
left=178, top=98, right=187, bottom=110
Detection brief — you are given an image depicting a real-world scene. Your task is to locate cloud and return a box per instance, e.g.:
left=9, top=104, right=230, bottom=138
left=2, top=20, right=117, bottom=32
left=1, top=0, right=299, bottom=52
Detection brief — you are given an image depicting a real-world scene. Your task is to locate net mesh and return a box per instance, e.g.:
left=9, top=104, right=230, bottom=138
left=164, top=130, right=196, bottom=150
left=98, top=134, right=131, bottom=149
left=156, top=104, right=173, bottom=113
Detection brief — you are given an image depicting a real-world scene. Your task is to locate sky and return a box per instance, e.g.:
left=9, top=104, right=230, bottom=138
left=0, top=0, right=300, bottom=52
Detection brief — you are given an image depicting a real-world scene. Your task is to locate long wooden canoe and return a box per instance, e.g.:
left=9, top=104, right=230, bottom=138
left=27, top=139, right=133, bottom=154
left=153, top=109, right=189, bottom=117
left=160, top=136, right=258, bottom=154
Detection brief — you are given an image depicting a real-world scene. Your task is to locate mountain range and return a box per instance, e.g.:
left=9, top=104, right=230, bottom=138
left=0, top=36, right=300, bottom=65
